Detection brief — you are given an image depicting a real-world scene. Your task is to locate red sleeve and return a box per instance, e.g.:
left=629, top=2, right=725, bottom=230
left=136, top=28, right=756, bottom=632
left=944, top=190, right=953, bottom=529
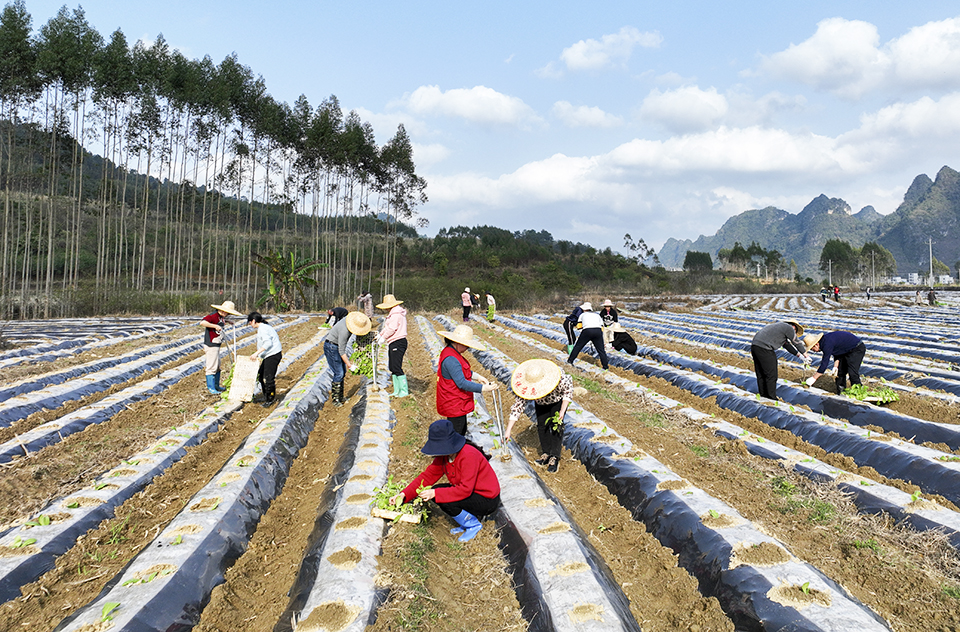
left=201, top=313, right=219, bottom=325
left=401, top=458, right=445, bottom=502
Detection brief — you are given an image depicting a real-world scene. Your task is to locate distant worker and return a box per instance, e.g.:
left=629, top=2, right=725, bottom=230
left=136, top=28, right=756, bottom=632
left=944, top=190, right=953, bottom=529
left=562, top=303, right=583, bottom=354
left=246, top=311, right=282, bottom=407
left=599, top=299, right=619, bottom=327
left=505, top=359, right=572, bottom=473
left=566, top=302, right=610, bottom=370
left=391, top=419, right=501, bottom=542
left=865, top=287, right=872, bottom=301
left=436, top=324, right=497, bottom=436
left=326, top=306, right=348, bottom=326
left=833, top=286, right=840, bottom=302
left=928, top=288, right=937, bottom=306
left=819, top=287, right=828, bottom=303
left=750, top=320, right=809, bottom=400
left=485, top=292, right=496, bottom=322
left=461, top=287, right=472, bottom=322
left=609, top=323, right=638, bottom=355
left=803, top=331, right=865, bottom=395
left=915, top=289, right=922, bottom=305
left=324, top=311, right=372, bottom=406
left=356, top=290, right=374, bottom=318
left=376, top=294, right=408, bottom=397
left=200, top=300, right=243, bottom=395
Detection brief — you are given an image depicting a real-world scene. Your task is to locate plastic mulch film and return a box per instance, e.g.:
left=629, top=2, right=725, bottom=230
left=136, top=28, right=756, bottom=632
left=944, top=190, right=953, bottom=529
left=424, top=316, right=642, bottom=632
left=496, top=314, right=960, bottom=511
left=54, top=354, right=332, bottom=632
left=465, top=315, right=893, bottom=632
left=0, top=329, right=330, bottom=600
left=276, top=350, right=394, bottom=632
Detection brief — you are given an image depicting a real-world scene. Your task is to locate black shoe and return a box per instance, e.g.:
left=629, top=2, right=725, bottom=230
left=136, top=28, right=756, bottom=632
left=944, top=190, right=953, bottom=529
left=261, top=399, right=275, bottom=408
left=535, top=454, right=550, bottom=465
left=547, top=456, right=559, bottom=472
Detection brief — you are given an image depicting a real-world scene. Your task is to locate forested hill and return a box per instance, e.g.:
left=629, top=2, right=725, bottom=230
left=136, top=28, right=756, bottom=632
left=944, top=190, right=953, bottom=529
left=659, top=166, right=960, bottom=277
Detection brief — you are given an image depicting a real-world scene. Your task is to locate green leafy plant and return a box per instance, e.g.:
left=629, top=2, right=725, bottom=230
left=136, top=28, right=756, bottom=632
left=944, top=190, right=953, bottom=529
left=348, top=333, right=376, bottom=378
left=371, top=476, right=426, bottom=522
left=842, top=384, right=899, bottom=404
left=910, top=490, right=922, bottom=503
left=101, top=602, right=120, bottom=622
left=800, top=582, right=811, bottom=595
left=11, top=535, right=36, bottom=548
left=544, top=411, right=564, bottom=433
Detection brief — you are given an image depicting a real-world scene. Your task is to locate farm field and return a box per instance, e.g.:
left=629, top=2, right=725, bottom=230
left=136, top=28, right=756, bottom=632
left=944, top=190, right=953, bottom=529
left=0, top=296, right=959, bottom=631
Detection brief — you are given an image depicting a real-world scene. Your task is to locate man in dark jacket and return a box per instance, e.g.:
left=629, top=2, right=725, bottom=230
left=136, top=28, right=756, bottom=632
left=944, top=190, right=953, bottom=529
left=750, top=320, right=810, bottom=399
left=802, top=331, right=866, bottom=395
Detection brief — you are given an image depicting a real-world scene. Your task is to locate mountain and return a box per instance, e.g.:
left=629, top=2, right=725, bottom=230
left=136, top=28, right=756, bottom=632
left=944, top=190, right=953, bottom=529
left=657, top=166, right=960, bottom=277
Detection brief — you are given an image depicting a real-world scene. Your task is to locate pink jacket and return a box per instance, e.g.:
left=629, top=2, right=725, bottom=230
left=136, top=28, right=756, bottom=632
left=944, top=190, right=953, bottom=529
left=461, top=292, right=471, bottom=307
left=379, top=305, right=408, bottom=343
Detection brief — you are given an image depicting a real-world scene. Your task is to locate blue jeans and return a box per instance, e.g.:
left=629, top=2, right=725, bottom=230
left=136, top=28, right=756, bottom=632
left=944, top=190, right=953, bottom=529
left=324, top=340, right=345, bottom=382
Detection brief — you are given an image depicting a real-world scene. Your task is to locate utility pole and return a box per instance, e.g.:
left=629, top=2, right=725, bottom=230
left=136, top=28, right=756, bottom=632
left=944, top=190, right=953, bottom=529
left=828, top=260, right=832, bottom=286
left=929, top=238, right=934, bottom=286
left=871, top=250, right=876, bottom=288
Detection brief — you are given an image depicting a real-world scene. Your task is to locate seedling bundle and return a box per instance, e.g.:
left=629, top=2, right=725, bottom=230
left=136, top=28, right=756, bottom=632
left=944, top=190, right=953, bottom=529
left=842, top=384, right=900, bottom=404
left=370, top=476, right=426, bottom=524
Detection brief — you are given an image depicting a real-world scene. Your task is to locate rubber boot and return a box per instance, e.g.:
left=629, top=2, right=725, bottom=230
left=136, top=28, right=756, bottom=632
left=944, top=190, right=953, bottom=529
left=331, top=381, right=344, bottom=406
left=566, top=344, right=573, bottom=354
left=836, top=379, right=845, bottom=395
left=390, top=374, right=399, bottom=396
left=214, top=370, right=226, bottom=393
left=450, top=510, right=482, bottom=541
left=205, top=375, right=220, bottom=395
left=395, top=375, right=409, bottom=398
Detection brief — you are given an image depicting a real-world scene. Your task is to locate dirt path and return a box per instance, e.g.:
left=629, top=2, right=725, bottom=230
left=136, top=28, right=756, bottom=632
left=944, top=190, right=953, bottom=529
left=476, top=322, right=960, bottom=631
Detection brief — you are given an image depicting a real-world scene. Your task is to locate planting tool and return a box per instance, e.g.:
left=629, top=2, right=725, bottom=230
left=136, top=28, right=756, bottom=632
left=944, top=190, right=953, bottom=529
left=370, top=339, right=378, bottom=391
left=489, top=388, right=511, bottom=460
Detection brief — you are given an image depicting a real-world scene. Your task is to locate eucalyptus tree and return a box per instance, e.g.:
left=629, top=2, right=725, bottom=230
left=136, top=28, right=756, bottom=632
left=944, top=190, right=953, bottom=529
left=378, top=124, right=426, bottom=292
left=0, top=0, right=39, bottom=313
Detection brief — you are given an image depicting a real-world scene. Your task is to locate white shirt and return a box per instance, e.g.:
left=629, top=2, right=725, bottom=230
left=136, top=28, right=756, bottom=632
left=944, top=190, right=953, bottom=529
left=578, top=311, right=604, bottom=329
left=256, top=323, right=282, bottom=358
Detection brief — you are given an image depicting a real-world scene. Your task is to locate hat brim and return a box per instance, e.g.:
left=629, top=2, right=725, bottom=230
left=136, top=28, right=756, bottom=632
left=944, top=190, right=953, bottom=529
left=511, top=359, right=561, bottom=399
left=211, top=303, right=243, bottom=316
left=438, top=330, right=484, bottom=350
left=421, top=432, right=466, bottom=456
left=345, top=313, right=372, bottom=336
left=376, top=299, right=403, bottom=309
left=784, top=320, right=804, bottom=336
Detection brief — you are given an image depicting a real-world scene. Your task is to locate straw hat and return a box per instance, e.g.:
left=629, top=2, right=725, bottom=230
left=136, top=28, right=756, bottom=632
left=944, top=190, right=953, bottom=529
left=421, top=419, right=466, bottom=456
left=580, top=302, right=593, bottom=311
left=211, top=300, right=243, bottom=316
left=345, top=311, right=372, bottom=336
left=376, top=294, right=403, bottom=310
left=464, top=287, right=470, bottom=292
left=438, top=324, right=484, bottom=350
left=602, top=299, right=614, bottom=307
left=802, top=333, right=823, bottom=350
left=511, top=359, right=561, bottom=400
left=609, top=323, right=627, bottom=333
left=784, top=320, right=804, bottom=336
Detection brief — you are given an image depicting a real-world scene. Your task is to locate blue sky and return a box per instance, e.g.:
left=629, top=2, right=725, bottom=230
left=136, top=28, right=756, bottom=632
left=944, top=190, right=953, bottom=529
left=23, top=1, right=960, bottom=253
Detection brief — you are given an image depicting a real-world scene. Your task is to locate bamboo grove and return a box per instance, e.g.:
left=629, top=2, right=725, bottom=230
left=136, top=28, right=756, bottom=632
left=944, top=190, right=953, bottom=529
left=0, top=1, right=427, bottom=318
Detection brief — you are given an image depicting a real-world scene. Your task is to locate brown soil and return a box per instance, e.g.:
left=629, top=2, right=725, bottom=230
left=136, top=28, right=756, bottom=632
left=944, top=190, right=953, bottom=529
left=477, top=322, right=960, bottom=631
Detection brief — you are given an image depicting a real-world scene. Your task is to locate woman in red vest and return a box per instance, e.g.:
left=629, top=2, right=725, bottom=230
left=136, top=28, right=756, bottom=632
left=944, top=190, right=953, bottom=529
left=436, top=324, right=498, bottom=435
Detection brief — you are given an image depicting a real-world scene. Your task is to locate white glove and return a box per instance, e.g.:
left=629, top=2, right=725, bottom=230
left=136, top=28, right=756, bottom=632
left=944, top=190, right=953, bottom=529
left=802, top=355, right=812, bottom=365
left=375, top=335, right=386, bottom=345
left=481, top=383, right=498, bottom=392
left=804, top=377, right=816, bottom=386
left=349, top=365, right=360, bottom=373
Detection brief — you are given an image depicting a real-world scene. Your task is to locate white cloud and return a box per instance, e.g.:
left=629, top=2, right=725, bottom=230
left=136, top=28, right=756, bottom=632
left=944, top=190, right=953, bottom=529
left=399, top=85, right=542, bottom=127
left=351, top=107, right=430, bottom=143
left=760, top=17, right=960, bottom=99
left=410, top=142, right=451, bottom=168
left=538, top=26, right=661, bottom=76
left=551, top=101, right=623, bottom=128
left=639, top=86, right=729, bottom=134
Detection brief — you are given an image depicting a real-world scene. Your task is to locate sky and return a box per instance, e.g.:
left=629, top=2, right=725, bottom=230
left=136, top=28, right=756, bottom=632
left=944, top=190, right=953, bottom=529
left=21, top=1, right=960, bottom=253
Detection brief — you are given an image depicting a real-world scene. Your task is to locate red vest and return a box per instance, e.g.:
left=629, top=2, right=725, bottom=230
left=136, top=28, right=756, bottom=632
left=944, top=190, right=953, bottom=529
left=437, top=346, right=475, bottom=417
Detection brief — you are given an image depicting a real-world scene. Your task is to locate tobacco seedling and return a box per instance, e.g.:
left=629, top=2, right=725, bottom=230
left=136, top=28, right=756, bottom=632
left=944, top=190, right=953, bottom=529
left=910, top=490, right=922, bottom=502
left=101, top=602, right=120, bottom=622
left=11, top=535, right=36, bottom=548
left=708, top=509, right=720, bottom=518
left=172, top=534, right=183, bottom=545
left=800, top=582, right=811, bottom=595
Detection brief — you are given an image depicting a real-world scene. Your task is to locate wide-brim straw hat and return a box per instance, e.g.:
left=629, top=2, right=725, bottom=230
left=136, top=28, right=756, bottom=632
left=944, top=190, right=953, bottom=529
left=511, top=359, right=561, bottom=400
left=802, top=333, right=823, bottom=349
left=345, top=311, right=372, bottom=336
left=784, top=320, right=804, bottom=336
left=211, top=300, right=243, bottom=316
left=580, top=302, right=593, bottom=311
left=438, top=324, right=484, bottom=350
left=602, top=299, right=614, bottom=307
left=421, top=419, right=467, bottom=456
left=376, top=294, right=403, bottom=310
left=609, top=323, right=627, bottom=333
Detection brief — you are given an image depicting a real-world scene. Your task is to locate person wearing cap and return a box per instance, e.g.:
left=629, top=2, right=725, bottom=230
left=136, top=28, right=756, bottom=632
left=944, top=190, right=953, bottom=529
left=505, top=359, right=573, bottom=472
left=246, top=311, right=282, bottom=407
left=460, top=287, right=472, bottom=322
left=390, top=419, right=501, bottom=542
left=609, top=323, right=637, bottom=355
left=566, top=302, right=610, bottom=370
left=802, top=331, right=866, bottom=395
left=324, top=311, right=372, bottom=406
left=485, top=291, right=496, bottom=322
left=325, top=306, right=348, bottom=326
left=200, top=300, right=243, bottom=395
left=437, top=324, right=498, bottom=436
left=562, top=303, right=583, bottom=354
left=750, top=320, right=810, bottom=400
left=376, top=294, right=408, bottom=397
left=599, top=299, right=619, bottom=327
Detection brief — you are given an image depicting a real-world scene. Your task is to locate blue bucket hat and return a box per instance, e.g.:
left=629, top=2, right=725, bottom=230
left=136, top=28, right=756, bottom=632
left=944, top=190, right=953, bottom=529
left=421, top=419, right=467, bottom=456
